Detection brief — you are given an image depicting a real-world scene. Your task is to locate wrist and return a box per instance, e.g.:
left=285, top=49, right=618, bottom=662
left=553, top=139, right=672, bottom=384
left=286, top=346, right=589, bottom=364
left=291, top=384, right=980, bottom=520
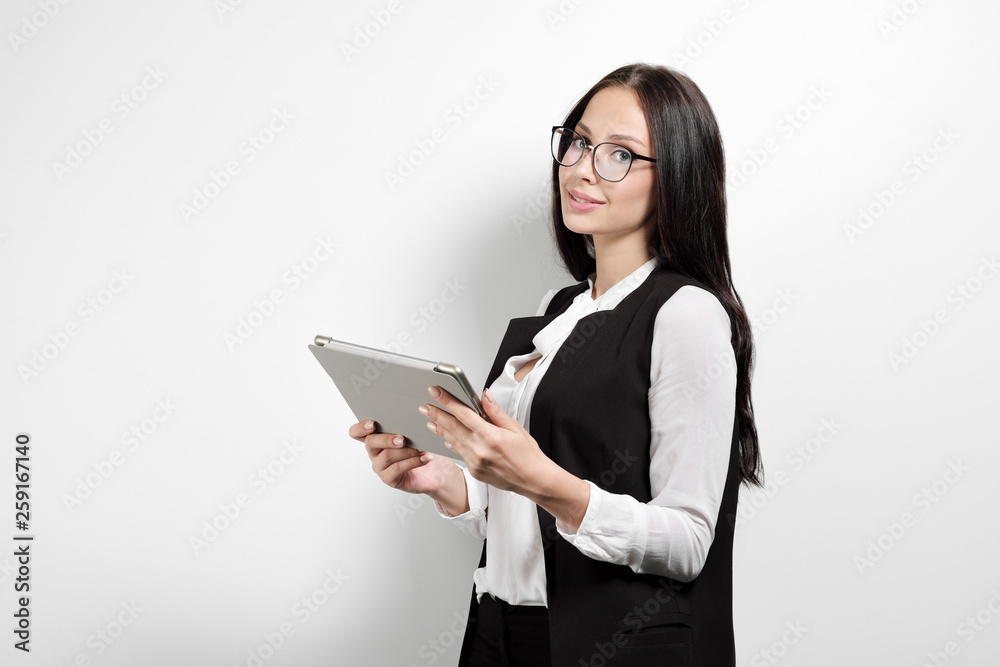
left=525, top=459, right=591, bottom=533
left=427, top=459, right=470, bottom=516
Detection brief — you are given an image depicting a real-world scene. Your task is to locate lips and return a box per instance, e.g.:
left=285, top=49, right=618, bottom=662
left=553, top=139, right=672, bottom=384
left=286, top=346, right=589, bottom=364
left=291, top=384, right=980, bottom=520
left=567, top=188, right=604, bottom=212
left=569, top=189, right=603, bottom=204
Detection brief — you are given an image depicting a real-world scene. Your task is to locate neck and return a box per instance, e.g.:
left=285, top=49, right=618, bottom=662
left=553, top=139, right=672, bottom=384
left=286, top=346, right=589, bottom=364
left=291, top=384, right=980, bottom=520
left=590, top=231, right=654, bottom=300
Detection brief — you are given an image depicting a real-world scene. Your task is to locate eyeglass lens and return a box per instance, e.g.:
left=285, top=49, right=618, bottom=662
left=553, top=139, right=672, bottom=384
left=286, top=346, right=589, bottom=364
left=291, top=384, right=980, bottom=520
left=551, top=128, right=634, bottom=182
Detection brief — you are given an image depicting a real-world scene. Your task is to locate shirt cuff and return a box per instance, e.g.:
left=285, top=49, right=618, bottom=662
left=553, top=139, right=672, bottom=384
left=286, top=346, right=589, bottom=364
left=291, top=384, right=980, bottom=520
left=555, top=479, right=598, bottom=536
left=555, top=480, right=647, bottom=569
left=433, top=465, right=487, bottom=520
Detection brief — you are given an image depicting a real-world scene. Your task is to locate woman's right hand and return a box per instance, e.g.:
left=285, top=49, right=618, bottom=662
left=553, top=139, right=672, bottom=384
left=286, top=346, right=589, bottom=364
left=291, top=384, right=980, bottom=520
left=348, top=420, right=454, bottom=496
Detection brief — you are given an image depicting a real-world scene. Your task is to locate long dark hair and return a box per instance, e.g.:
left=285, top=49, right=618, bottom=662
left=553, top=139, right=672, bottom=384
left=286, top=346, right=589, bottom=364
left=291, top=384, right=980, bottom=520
left=550, top=63, right=763, bottom=487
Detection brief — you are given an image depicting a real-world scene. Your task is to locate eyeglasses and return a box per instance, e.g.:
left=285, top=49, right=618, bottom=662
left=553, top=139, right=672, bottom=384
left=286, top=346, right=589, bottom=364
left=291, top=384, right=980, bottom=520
left=550, top=126, right=656, bottom=182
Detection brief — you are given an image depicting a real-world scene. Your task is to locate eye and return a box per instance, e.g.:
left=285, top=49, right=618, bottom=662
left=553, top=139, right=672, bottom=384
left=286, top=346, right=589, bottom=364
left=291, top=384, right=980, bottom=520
left=609, top=148, right=632, bottom=163
left=571, top=136, right=587, bottom=150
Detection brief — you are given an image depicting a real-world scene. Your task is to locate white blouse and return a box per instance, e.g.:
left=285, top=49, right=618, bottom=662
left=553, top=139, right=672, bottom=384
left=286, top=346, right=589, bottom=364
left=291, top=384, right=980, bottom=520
left=433, top=257, right=736, bottom=606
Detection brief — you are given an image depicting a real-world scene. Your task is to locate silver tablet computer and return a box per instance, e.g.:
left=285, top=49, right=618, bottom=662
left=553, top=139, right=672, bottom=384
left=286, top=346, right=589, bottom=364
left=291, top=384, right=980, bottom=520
left=309, top=335, right=489, bottom=459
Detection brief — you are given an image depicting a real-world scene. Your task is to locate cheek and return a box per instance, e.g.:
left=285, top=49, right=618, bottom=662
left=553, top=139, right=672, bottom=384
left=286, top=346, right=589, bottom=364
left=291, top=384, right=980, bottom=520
left=623, top=178, right=656, bottom=217
left=606, top=183, right=650, bottom=217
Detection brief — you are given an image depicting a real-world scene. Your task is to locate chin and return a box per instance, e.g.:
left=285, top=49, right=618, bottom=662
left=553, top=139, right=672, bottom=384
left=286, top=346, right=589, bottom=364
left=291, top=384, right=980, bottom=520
left=562, top=209, right=599, bottom=234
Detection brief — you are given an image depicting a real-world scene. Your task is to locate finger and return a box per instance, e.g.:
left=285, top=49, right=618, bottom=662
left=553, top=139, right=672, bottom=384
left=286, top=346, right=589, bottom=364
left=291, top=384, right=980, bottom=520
left=441, top=438, right=472, bottom=468
left=388, top=449, right=431, bottom=478
left=419, top=397, right=464, bottom=443
left=376, top=447, right=429, bottom=483
left=479, top=388, right=507, bottom=427
left=426, top=386, right=481, bottom=431
left=372, top=443, right=425, bottom=472
left=349, top=419, right=377, bottom=442
left=363, top=433, right=408, bottom=460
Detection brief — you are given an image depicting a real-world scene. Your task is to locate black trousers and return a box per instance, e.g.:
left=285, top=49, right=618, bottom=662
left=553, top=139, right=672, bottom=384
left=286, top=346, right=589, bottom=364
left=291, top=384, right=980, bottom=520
left=461, top=594, right=550, bottom=667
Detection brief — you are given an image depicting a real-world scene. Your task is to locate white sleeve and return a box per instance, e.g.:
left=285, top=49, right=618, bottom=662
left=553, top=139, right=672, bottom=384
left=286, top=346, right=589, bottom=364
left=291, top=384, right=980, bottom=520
left=433, top=464, right=489, bottom=541
left=555, top=285, right=736, bottom=582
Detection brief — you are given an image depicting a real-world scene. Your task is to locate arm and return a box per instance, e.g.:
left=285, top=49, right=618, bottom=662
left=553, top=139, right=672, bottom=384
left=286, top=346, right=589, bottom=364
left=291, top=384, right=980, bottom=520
left=554, top=285, right=736, bottom=582
left=430, top=463, right=489, bottom=541
left=427, top=287, right=559, bottom=536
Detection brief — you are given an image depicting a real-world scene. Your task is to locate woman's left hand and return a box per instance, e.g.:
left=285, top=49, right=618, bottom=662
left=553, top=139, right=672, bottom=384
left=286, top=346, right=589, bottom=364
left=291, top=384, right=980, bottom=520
left=420, top=385, right=550, bottom=495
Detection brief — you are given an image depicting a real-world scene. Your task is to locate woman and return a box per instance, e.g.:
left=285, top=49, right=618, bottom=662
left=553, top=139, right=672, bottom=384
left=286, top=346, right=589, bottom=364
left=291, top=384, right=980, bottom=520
left=349, top=62, right=763, bottom=667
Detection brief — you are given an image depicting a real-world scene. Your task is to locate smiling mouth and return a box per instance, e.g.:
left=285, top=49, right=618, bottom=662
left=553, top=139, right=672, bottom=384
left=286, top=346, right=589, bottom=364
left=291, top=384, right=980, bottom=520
left=569, top=191, right=603, bottom=205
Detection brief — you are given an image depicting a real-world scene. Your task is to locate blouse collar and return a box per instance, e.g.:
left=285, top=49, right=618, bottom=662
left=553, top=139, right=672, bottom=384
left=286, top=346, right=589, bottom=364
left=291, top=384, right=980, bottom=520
left=531, top=256, right=660, bottom=357
left=582, top=256, right=660, bottom=310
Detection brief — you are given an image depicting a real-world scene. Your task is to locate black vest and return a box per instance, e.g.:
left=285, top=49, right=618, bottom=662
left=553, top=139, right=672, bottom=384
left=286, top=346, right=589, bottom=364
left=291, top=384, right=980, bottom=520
left=457, top=266, right=741, bottom=667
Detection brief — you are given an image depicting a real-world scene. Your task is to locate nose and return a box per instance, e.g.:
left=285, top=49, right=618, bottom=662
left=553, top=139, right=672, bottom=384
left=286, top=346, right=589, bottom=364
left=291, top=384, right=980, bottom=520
left=572, top=145, right=598, bottom=183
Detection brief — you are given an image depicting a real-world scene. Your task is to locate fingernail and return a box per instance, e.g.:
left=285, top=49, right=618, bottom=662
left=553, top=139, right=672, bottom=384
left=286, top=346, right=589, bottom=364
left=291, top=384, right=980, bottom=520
left=418, top=405, right=429, bottom=416
left=420, top=454, right=432, bottom=462
left=426, top=422, right=437, bottom=433
left=428, top=386, right=441, bottom=398
left=365, top=421, right=374, bottom=430
left=393, top=435, right=404, bottom=446
left=484, top=388, right=494, bottom=405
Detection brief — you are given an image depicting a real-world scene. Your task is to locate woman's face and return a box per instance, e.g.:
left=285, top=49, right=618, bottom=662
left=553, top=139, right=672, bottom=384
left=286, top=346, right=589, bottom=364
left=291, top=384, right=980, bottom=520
left=558, top=86, right=657, bottom=245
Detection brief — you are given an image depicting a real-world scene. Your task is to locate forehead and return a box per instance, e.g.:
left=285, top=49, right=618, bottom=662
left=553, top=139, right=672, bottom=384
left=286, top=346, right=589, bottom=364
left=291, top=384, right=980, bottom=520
left=577, top=87, right=650, bottom=144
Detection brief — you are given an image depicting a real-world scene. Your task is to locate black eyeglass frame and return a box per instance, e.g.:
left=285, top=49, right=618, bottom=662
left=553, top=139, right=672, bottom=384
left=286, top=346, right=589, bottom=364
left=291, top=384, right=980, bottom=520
left=551, top=125, right=657, bottom=182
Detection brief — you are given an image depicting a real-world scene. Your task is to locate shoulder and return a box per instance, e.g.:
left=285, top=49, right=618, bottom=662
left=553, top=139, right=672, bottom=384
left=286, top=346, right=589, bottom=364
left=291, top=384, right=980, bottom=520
left=650, top=285, right=735, bottom=386
left=654, top=284, right=732, bottom=343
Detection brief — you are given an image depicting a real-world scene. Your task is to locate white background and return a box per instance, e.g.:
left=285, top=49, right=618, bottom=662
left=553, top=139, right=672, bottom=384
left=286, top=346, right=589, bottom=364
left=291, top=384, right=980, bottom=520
left=1, top=1, right=999, bottom=665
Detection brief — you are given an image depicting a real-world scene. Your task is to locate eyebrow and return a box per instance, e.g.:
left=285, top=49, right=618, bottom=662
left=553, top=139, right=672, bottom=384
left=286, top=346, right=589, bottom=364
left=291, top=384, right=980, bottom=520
left=575, top=122, right=647, bottom=148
